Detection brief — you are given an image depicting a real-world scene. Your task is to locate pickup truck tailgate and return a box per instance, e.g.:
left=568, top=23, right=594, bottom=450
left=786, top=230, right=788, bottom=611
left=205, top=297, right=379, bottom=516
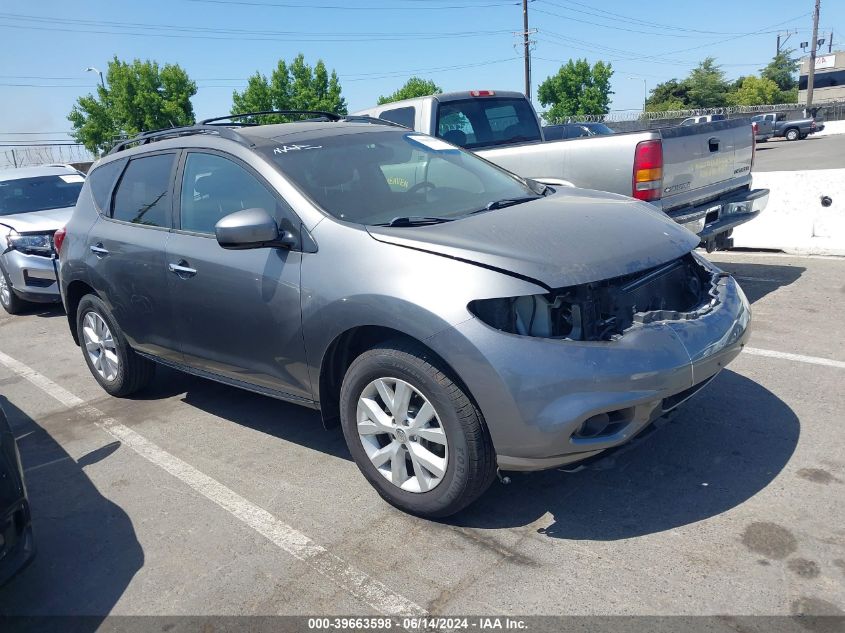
left=659, top=119, right=753, bottom=211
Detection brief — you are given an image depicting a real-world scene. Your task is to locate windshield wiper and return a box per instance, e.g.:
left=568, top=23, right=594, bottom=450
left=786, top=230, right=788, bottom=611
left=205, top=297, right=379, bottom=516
left=377, top=216, right=457, bottom=227
left=472, top=196, right=540, bottom=214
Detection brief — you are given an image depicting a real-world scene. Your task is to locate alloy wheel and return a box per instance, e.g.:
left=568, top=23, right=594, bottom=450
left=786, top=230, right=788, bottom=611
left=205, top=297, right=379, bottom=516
left=356, top=377, right=449, bottom=493
left=82, top=311, right=120, bottom=381
left=0, top=274, right=10, bottom=307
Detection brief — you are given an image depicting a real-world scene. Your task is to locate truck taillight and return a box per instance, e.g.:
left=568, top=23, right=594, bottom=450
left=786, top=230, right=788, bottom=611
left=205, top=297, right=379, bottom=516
left=632, top=139, right=663, bottom=202
left=470, top=90, right=495, bottom=97
left=53, top=226, right=67, bottom=256
left=751, top=122, right=757, bottom=168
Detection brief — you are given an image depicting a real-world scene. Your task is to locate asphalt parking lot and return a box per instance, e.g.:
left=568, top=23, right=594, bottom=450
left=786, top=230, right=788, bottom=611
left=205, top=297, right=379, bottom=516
left=0, top=250, right=843, bottom=620
left=754, top=133, right=845, bottom=172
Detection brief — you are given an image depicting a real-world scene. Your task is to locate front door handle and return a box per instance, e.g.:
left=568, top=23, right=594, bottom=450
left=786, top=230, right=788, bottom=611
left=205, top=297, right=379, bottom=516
left=168, top=261, right=197, bottom=277
left=89, top=243, right=109, bottom=257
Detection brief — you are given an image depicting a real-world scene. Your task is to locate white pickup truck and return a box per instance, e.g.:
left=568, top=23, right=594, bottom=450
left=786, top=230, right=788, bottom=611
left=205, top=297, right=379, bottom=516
left=355, top=90, right=768, bottom=251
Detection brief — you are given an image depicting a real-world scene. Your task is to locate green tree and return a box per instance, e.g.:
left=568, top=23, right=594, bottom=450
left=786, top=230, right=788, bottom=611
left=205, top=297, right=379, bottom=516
left=645, top=78, right=689, bottom=112
left=727, top=76, right=781, bottom=106
left=377, top=77, right=442, bottom=105
left=761, top=49, right=799, bottom=92
left=231, top=54, right=347, bottom=124
left=68, top=57, right=197, bottom=155
left=685, top=57, right=730, bottom=108
left=537, top=58, right=614, bottom=122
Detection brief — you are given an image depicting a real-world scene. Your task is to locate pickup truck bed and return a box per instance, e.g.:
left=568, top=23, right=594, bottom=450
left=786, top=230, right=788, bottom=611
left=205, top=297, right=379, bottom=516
left=355, top=90, right=768, bottom=250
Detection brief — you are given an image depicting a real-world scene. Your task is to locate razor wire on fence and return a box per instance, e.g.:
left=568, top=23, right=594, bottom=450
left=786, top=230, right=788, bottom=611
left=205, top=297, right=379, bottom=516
left=2, top=144, right=95, bottom=170
left=543, top=100, right=845, bottom=125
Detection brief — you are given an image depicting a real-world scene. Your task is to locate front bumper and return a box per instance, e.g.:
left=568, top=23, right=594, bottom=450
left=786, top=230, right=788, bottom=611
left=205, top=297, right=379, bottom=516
left=429, top=260, right=751, bottom=471
left=667, top=187, right=769, bottom=244
left=0, top=249, right=61, bottom=302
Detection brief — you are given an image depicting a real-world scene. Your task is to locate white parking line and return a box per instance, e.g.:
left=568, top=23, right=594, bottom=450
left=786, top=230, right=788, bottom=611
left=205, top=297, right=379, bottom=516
left=745, top=346, right=845, bottom=369
left=0, top=349, right=426, bottom=618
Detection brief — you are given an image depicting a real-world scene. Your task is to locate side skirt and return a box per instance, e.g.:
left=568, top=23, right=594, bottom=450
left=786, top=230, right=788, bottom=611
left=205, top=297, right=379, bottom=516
left=136, top=351, right=320, bottom=411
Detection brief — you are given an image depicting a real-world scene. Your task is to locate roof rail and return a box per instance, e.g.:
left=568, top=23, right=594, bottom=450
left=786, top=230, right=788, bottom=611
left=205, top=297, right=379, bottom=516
left=201, top=110, right=342, bottom=125
left=106, top=112, right=407, bottom=157
left=107, top=124, right=250, bottom=156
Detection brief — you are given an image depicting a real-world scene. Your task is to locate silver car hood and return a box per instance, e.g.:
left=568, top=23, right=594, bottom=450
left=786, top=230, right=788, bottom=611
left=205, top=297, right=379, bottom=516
left=0, top=206, right=74, bottom=233
left=366, top=188, right=699, bottom=288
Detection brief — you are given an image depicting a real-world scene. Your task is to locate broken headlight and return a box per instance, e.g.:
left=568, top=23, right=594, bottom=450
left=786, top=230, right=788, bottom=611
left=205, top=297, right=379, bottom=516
left=469, top=254, right=716, bottom=341
left=7, top=232, right=55, bottom=256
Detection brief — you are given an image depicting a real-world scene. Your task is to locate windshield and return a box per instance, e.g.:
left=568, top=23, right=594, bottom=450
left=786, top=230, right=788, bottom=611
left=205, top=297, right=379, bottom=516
left=262, top=129, right=538, bottom=226
left=583, top=123, right=615, bottom=135
left=0, top=174, right=84, bottom=216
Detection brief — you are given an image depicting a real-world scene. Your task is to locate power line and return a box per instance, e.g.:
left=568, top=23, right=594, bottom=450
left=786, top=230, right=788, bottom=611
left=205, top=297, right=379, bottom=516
left=185, top=0, right=516, bottom=9
left=0, top=14, right=514, bottom=42
left=537, top=0, right=781, bottom=36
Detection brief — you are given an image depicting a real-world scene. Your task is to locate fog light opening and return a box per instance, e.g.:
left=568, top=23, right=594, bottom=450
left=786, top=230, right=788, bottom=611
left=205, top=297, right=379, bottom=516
left=575, top=409, right=634, bottom=440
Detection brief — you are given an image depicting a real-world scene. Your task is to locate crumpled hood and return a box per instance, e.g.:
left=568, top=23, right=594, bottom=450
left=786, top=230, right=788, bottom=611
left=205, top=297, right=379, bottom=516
left=366, top=188, right=699, bottom=288
left=0, top=206, right=73, bottom=234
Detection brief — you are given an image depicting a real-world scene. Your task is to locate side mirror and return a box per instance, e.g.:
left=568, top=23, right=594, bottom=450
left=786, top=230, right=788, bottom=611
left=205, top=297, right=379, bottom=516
left=215, top=208, right=296, bottom=250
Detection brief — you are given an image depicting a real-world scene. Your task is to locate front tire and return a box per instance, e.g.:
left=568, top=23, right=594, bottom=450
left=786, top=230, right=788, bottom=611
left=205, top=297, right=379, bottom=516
left=76, top=294, right=155, bottom=396
left=339, top=340, right=496, bottom=518
left=0, top=264, right=26, bottom=315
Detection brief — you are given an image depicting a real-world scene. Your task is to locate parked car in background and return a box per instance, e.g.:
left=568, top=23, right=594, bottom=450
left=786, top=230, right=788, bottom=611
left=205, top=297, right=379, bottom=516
left=752, top=112, right=819, bottom=141
left=542, top=122, right=615, bottom=140
left=58, top=113, right=751, bottom=517
left=751, top=118, right=774, bottom=142
left=0, top=165, right=84, bottom=314
left=680, top=114, right=726, bottom=126
left=0, top=401, right=34, bottom=587
left=355, top=91, right=768, bottom=251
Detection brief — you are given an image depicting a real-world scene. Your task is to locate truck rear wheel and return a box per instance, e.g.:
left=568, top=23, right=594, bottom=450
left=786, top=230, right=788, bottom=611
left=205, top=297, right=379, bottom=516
left=785, top=128, right=800, bottom=141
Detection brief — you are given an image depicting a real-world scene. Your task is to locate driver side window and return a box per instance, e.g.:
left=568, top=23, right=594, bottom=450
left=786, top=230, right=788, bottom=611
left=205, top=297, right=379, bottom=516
left=180, top=153, right=294, bottom=235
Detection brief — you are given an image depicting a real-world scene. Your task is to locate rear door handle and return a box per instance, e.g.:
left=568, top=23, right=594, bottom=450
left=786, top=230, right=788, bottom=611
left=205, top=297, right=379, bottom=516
left=168, top=261, right=197, bottom=277
left=89, top=243, right=109, bottom=257
left=708, top=137, right=720, bottom=152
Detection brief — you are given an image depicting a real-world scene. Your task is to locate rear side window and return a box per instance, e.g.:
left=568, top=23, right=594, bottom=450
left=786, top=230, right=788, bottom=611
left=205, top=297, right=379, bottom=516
left=111, top=154, right=175, bottom=227
left=379, top=107, right=415, bottom=128
left=88, top=158, right=126, bottom=213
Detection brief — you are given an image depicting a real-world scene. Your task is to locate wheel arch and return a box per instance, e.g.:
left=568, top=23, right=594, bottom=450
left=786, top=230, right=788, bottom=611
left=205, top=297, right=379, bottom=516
left=64, top=280, right=100, bottom=345
left=317, top=325, right=480, bottom=431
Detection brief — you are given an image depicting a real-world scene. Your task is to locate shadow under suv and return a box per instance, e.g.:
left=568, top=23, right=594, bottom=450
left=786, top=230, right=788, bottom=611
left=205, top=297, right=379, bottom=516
left=57, top=112, right=751, bottom=517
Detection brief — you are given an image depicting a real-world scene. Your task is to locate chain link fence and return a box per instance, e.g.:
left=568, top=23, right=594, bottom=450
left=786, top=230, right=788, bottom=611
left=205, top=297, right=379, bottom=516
left=545, top=100, right=845, bottom=132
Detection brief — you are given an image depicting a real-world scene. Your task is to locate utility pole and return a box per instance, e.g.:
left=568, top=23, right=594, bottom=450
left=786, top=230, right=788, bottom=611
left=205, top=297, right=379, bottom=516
left=829, top=30, right=834, bottom=53
left=11, top=149, right=17, bottom=168
left=777, top=33, right=781, bottom=55
left=522, top=0, right=531, bottom=100
left=806, top=0, right=821, bottom=108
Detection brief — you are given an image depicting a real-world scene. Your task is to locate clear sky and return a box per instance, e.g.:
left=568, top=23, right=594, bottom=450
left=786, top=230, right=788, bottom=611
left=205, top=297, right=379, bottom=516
left=0, top=0, right=842, bottom=145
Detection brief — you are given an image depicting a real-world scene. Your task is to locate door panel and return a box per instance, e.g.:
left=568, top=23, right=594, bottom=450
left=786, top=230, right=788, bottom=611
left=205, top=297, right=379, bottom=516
left=86, top=152, right=178, bottom=360
left=167, top=151, right=311, bottom=401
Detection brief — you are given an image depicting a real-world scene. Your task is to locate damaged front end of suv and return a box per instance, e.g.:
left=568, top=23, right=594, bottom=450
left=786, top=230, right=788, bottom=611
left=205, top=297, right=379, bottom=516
left=469, top=253, right=722, bottom=342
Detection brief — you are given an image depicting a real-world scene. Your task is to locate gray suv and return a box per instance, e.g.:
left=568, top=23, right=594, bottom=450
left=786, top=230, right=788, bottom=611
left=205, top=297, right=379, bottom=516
left=58, top=112, right=751, bottom=517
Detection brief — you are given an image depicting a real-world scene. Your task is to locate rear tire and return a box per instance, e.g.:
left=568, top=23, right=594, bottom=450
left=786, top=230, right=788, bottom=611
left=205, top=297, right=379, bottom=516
left=785, top=128, right=800, bottom=141
left=339, top=340, right=496, bottom=518
left=0, top=264, right=26, bottom=315
left=76, top=294, right=155, bottom=396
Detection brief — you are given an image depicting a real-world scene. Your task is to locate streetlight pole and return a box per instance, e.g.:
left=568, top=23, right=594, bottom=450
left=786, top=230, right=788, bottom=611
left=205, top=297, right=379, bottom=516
left=85, top=66, right=105, bottom=89
left=628, top=77, right=647, bottom=115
